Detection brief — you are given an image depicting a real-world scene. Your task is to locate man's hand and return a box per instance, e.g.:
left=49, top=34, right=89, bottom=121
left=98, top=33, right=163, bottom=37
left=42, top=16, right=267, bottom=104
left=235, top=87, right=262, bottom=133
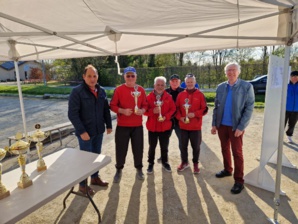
left=234, top=129, right=244, bottom=137
left=187, top=112, right=195, bottom=118
left=153, top=107, right=160, bottom=114
left=211, top=126, right=217, bottom=135
left=80, top=132, right=90, bottom=141
left=135, top=108, right=145, bottom=116
left=119, top=108, right=133, bottom=116
left=107, top=128, right=112, bottom=134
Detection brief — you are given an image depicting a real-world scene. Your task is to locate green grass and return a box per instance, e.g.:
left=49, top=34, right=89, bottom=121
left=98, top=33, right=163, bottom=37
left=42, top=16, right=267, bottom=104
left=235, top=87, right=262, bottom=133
left=0, top=83, right=265, bottom=107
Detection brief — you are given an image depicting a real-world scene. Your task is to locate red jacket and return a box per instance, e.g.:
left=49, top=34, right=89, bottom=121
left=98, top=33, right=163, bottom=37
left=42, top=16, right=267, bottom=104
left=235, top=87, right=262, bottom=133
left=145, top=91, right=176, bottom=132
left=110, top=84, right=148, bottom=127
left=176, top=89, right=208, bottom=130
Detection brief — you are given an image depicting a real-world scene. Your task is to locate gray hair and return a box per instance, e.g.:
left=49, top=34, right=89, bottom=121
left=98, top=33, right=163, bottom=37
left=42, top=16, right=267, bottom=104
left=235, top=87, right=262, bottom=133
left=224, top=62, right=241, bottom=73
left=184, top=73, right=196, bottom=82
left=154, top=76, right=167, bottom=85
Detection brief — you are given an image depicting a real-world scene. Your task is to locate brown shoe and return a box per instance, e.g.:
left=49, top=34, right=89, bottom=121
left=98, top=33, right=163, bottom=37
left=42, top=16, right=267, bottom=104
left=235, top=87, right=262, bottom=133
left=91, top=177, right=109, bottom=187
left=79, top=185, right=95, bottom=195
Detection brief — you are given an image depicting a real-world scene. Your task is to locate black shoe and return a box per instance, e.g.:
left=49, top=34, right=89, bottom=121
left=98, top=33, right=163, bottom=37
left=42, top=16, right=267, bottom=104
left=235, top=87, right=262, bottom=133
left=162, top=163, right=172, bottom=172
left=136, top=169, right=145, bottom=180
left=113, top=169, right=122, bottom=183
left=147, top=164, right=154, bottom=174
left=215, top=170, right=232, bottom=178
left=231, top=183, right=244, bottom=194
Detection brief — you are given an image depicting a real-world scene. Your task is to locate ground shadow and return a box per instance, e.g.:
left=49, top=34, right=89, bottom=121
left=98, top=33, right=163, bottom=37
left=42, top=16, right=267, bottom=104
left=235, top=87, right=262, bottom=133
left=123, top=176, right=144, bottom=224
left=146, top=174, right=160, bottom=224
left=200, top=141, right=269, bottom=223
left=101, top=183, right=120, bottom=224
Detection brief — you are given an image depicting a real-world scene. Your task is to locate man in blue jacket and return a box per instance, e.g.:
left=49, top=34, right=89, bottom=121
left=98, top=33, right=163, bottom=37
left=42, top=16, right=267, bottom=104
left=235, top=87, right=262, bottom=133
left=285, top=70, right=298, bottom=143
left=211, top=62, right=254, bottom=194
left=68, top=64, right=112, bottom=195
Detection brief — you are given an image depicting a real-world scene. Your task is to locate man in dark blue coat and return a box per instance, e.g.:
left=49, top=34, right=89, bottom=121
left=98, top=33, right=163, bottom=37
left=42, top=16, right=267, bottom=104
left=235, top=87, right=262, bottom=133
left=68, top=64, right=112, bottom=195
left=285, top=70, right=298, bottom=143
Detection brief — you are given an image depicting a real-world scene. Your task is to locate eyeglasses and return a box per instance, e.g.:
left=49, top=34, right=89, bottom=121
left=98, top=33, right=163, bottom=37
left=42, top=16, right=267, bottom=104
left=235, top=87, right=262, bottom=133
left=186, top=74, right=194, bottom=78
left=126, top=75, right=136, bottom=78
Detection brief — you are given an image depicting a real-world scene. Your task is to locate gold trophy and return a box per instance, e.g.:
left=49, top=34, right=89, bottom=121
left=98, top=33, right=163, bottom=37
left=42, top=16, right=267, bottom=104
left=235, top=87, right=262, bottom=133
left=183, top=98, right=191, bottom=124
left=155, top=95, right=164, bottom=121
left=8, top=132, right=33, bottom=189
left=28, top=124, right=50, bottom=172
left=0, top=147, right=10, bottom=200
left=131, top=85, right=141, bottom=113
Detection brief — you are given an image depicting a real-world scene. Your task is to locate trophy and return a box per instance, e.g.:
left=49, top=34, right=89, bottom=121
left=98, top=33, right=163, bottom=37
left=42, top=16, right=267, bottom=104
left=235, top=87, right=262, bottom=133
left=131, top=85, right=141, bottom=113
left=28, top=124, right=50, bottom=172
left=8, top=132, right=32, bottom=188
left=0, top=147, right=10, bottom=200
left=183, top=98, right=191, bottom=124
left=155, top=95, right=164, bottom=121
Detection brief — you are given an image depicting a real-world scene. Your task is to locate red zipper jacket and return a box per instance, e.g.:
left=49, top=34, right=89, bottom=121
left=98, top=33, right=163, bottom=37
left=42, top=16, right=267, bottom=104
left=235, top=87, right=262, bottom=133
left=145, top=90, right=176, bottom=132
left=176, top=89, right=208, bottom=130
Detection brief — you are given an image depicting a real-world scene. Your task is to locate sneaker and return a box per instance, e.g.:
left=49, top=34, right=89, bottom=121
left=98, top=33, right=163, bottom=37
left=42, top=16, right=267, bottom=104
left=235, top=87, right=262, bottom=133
left=136, top=169, right=145, bottom=180
left=177, top=162, right=189, bottom=172
left=113, top=169, right=122, bottom=183
left=157, top=157, right=162, bottom=163
left=147, top=164, right=154, bottom=174
left=162, top=163, right=172, bottom=172
left=287, top=136, right=294, bottom=143
left=193, top=163, right=200, bottom=174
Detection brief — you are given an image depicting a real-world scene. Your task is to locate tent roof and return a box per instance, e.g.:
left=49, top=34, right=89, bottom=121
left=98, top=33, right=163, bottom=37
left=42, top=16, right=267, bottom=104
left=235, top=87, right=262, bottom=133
left=0, top=0, right=297, bottom=61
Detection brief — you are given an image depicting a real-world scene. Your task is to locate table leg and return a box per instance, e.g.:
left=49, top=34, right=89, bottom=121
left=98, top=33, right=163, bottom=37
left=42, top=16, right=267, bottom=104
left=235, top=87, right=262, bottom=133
left=63, top=187, right=74, bottom=209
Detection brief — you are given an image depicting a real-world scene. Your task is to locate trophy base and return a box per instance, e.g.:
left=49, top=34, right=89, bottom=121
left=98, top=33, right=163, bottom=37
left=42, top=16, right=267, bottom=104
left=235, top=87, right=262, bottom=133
left=158, top=117, right=165, bottom=122
left=0, top=190, right=10, bottom=200
left=18, top=179, right=33, bottom=189
left=37, top=165, right=47, bottom=172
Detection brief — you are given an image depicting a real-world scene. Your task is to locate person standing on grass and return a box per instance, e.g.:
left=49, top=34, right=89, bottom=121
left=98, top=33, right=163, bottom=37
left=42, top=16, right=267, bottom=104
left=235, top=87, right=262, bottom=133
left=285, top=70, right=298, bottom=143
left=110, top=66, right=148, bottom=183
left=176, top=74, right=208, bottom=174
left=68, top=64, right=112, bottom=196
left=211, top=62, right=254, bottom=194
left=145, top=76, right=176, bottom=174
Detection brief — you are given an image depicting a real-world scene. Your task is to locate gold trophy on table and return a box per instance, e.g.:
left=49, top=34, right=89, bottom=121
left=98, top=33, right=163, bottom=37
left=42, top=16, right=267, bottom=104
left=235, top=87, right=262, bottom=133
left=183, top=98, right=191, bottom=124
left=8, top=132, right=32, bottom=189
left=28, top=124, right=50, bottom=172
left=0, top=147, right=10, bottom=200
left=155, top=95, right=164, bottom=121
left=131, top=85, right=141, bottom=113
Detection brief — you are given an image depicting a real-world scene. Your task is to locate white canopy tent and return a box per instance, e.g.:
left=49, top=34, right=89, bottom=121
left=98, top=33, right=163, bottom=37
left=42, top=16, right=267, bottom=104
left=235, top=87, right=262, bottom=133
left=0, top=1, right=297, bottom=223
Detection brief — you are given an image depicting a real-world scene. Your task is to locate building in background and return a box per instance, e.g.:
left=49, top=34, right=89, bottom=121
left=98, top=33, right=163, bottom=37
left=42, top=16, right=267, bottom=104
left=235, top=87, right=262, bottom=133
left=0, top=61, right=41, bottom=82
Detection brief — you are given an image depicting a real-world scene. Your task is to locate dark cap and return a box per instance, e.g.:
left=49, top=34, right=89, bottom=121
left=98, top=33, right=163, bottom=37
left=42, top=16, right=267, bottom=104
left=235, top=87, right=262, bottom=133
left=290, top=71, right=298, bottom=76
left=170, top=74, right=180, bottom=80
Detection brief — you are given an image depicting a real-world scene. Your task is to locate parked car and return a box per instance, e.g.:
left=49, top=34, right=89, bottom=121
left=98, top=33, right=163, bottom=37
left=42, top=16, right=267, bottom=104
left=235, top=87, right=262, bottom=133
left=249, top=75, right=267, bottom=94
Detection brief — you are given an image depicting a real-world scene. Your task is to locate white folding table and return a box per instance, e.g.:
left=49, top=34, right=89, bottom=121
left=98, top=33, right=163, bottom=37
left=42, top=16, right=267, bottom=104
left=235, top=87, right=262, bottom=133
left=0, top=148, right=111, bottom=224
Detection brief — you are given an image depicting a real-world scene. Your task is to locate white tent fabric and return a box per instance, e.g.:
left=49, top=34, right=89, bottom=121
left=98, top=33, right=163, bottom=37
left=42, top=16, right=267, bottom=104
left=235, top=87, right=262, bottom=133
left=0, top=0, right=297, bottom=61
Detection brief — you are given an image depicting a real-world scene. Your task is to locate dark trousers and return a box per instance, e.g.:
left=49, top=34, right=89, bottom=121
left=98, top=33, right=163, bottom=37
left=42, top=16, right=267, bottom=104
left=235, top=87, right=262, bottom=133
left=148, top=130, right=171, bottom=164
left=217, top=125, right=244, bottom=184
left=115, top=126, right=144, bottom=170
left=285, top=111, right=298, bottom=136
left=77, top=134, right=103, bottom=186
left=180, top=129, right=202, bottom=164
left=169, top=123, right=182, bottom=151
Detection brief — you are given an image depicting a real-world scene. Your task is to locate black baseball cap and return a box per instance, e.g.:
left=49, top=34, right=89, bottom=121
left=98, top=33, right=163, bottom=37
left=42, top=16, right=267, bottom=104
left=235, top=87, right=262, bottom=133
left=170, top=74, right=180, bottom=80
left=290, top=71, right=298, bottom=76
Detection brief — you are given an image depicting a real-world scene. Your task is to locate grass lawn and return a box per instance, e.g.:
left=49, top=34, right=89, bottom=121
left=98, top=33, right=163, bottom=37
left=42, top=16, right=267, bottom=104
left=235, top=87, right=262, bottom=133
left=0, top=82, right=265, bottom=107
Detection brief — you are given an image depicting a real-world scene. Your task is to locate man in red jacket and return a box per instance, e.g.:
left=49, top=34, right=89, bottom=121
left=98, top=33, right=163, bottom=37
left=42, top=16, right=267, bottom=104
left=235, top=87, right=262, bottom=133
left=110, top=67, right=148, bottom=183
left=144, top=76, right=176, bottom=174
left=176, top=74, right=208, bottom=174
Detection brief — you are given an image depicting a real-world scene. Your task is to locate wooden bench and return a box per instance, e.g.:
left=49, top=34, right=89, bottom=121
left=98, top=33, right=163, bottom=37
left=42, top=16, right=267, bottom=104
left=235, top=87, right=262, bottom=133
left=8, top=121, right=73, bottom=146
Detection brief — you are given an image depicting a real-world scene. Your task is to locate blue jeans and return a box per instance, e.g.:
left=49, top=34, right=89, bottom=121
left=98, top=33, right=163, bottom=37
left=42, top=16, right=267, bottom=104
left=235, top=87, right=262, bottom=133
left=78, top=133, right=103, bottom=186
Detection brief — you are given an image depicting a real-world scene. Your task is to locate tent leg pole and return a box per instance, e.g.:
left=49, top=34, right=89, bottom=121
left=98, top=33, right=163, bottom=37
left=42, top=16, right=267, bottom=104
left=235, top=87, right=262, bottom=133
left=14, top=61, right=30, bottom=160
